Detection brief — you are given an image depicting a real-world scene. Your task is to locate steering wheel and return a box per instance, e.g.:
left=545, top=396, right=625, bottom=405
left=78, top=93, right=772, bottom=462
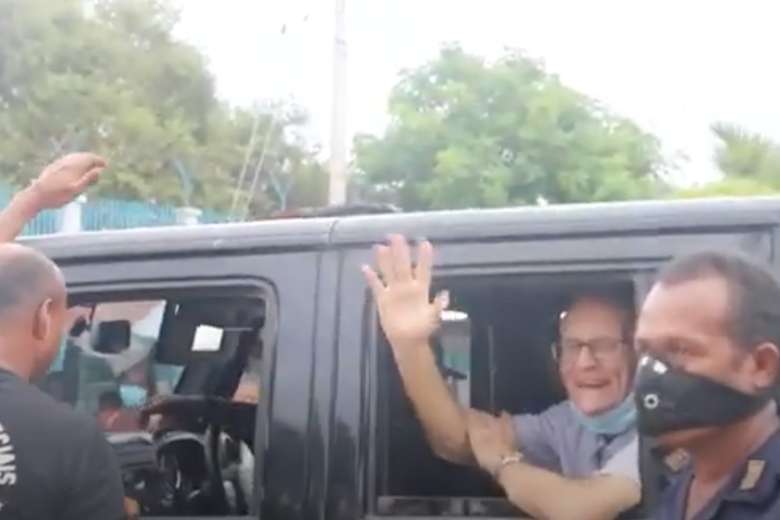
left=204, top=422, right=231, bottom=514
left=142, top=395, right=254, bottom=515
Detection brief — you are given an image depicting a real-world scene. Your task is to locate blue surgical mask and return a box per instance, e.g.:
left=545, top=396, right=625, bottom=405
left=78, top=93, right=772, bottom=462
left=119, top=385, right=148, bottom=408
left=570, top=393, right=637, bottom=435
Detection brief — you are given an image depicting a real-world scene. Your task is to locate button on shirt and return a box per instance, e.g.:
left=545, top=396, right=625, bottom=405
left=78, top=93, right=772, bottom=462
left=512, top=400, right=639, bottom=482
left=657, top=429, right=780, bottom=520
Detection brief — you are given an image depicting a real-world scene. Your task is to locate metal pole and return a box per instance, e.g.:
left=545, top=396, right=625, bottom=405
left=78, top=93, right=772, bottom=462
left=230, top=113, right=262, bottom=219
left=328, top=0, right=348, bottom=205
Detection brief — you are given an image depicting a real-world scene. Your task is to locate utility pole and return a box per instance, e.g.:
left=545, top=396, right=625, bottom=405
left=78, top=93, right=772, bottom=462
left=328, top=0, right=348, bottom=205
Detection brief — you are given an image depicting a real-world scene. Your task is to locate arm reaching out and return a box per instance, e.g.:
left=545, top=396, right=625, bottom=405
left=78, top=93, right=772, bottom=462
left=0, top=153, right=107, bottom=242
left=467, top=410, right=640, bottom=520
left=362, top=235, right=473, bottom=463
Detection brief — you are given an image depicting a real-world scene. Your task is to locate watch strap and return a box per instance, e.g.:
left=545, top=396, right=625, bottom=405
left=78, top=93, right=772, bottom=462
left=493, top=451, right=523, bottom=480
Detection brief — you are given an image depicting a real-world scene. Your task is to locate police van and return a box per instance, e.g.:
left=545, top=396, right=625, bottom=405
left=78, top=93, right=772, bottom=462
left=25, top=197, right=780, bottom=519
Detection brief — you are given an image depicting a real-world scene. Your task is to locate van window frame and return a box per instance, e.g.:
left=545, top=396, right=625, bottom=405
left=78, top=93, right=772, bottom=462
left=365, top=261, right=656, bottom=520
left=64, top=276, right=276, bottom=520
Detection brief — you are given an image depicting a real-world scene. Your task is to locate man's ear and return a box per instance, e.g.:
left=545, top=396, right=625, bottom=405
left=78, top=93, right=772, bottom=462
left=32, top=299, right=54, bottom=342
left=751, top=342, right=780, bottom=391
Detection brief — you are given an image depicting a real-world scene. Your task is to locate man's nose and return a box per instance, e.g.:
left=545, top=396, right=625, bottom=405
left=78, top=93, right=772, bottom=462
left=575, top=344, right=598, bottom=368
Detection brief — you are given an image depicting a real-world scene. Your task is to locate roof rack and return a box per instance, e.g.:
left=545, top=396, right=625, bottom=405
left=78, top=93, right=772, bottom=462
left=270, top=203, right=401, bottom=219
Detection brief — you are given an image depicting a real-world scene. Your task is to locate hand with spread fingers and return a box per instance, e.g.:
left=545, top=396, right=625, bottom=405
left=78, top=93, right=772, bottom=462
left=362, top=234, right=449, bottom=352
left=0, top=152, right=108, bottom=243
left=466, top=409, right=517, bottom=476
left=31, top=152, right=107, bottom=210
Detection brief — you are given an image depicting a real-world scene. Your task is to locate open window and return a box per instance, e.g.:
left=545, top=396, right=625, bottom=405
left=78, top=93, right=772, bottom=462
left=372, top=270, right=639, bottom=518
left=41, top=284, right=271, bottom=518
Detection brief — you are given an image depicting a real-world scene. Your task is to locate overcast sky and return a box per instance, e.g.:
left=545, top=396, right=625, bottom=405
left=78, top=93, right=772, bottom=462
left=174, top=1, right=780, bottom=186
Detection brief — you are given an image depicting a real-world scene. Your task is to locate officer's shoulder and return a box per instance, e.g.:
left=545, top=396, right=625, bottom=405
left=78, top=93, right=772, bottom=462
left=737, top=431, right=780, bottom=493
left=11, top=380, right=101, bottom=441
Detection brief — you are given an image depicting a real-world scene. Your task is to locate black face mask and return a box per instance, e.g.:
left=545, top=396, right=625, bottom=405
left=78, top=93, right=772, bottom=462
left=634, top=354, right=771, bottom=437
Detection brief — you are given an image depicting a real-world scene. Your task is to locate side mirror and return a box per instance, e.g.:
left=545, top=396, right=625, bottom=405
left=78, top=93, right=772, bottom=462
left=92, top=320, right=131, bottom=354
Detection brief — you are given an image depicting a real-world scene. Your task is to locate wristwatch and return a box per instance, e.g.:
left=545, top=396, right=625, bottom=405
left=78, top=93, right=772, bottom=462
left=493, top=451, right=524, bottom=480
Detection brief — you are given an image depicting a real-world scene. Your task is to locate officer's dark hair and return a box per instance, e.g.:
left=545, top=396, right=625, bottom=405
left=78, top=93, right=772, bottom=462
left=657, top=251, right=780, bottom=350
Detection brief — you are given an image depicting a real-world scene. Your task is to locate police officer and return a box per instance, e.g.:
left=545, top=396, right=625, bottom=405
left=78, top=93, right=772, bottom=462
left=634, top=251, right=780, bottom=519
left=0, top=153, right=124, bottom=518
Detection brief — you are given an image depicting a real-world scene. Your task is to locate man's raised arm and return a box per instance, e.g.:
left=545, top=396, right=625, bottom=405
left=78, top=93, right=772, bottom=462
left=0, top=153, right=106, bottom=242
left=363, top=234, right=474, bottom=464
left=467, top=409, right=641, bottom=520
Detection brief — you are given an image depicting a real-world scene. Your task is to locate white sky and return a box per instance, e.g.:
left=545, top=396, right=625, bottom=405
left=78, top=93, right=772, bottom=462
left=174, top=1, right=780, bottom=186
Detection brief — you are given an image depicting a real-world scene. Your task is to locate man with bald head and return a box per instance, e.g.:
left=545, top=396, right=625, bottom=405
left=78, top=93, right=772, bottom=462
left=0, top=244, right=68, bottom=377
left=0, top=155, right=124, bottom=518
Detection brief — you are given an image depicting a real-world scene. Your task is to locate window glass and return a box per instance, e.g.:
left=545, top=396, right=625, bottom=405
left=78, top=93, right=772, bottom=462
left=43, top=300, right=186, bottom=432
left=374, top=272, right=637, bottom=516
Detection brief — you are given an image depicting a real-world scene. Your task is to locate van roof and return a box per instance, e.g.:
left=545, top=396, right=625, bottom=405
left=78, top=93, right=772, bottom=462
left=24, top=197, right=780, bottom=261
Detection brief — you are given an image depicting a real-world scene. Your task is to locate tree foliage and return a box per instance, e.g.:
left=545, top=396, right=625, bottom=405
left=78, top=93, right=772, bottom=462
left=673, top=123, right=780, bottom=198
left=711, top=123, right=780, bottom=185
left=0, top=0, right=326, bottom=216
left=353, top=45, right=668, bottom=211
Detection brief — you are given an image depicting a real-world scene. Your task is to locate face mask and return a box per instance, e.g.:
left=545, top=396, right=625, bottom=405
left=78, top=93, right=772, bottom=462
left=119, top=384, right=148, bottom=409
left=634, top=355, right=770, bottom=437
left=570, top=393, right=637, bottom=435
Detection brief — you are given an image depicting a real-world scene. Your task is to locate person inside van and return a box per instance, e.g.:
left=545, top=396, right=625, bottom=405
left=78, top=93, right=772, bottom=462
left=363, top=235, right=641, bottom=520
left=97, top=389, right=139, bottom=432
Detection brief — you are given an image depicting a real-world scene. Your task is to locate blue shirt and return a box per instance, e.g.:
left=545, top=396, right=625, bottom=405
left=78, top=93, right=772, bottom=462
left=657, top=429, right=780, bottom=520
left=512, top=400, right=638, bottom=478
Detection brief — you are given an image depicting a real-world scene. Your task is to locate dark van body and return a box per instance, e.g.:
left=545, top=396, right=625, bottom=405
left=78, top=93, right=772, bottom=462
left=24, top=197, right=780, bottom=520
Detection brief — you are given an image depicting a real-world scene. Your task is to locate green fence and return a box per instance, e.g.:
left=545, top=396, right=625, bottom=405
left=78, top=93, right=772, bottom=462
left=0, top=188, right=229, bottom=236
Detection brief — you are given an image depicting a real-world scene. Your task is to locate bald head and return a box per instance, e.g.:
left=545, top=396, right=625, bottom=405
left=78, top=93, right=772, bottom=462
left=0, top=243, right=64, bottom=318
left=0, top=244, right=67, bottom=380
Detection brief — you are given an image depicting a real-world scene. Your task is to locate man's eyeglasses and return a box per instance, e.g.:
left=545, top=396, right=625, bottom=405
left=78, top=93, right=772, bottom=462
left=554, top=337, right=627, bottom=365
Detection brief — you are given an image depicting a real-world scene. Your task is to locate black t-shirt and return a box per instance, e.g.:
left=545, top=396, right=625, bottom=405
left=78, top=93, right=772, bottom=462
left=0, top=368, right=124, bottom=519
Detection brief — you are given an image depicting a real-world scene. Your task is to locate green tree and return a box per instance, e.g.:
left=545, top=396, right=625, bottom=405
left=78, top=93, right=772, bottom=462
left=353, top=45, right=667, bottom=211
left=673, top=123, right=780, bottom=198
left=0, top=0, right=326, bottom=216
left=229, top=104, right=328, bottom=218
left=674, top=178, right=779, bottom=198
left=711, top=123, right=780, bottom=184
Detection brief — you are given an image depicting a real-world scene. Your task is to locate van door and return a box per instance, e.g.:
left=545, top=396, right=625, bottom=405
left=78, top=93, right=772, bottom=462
left=45, top=246, right=322, bottom=520
left=329, top=225, right=773, bottom=520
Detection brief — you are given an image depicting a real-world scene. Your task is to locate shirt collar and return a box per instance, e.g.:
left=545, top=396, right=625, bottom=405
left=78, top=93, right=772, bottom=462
left=721, top=429, right=780, bottom=506
left=669, top=428, right=780, bottom=519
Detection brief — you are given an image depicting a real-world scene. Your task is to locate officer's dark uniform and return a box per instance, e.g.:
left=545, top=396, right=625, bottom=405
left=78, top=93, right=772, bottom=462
left=656, top=430, right=780, bottom=519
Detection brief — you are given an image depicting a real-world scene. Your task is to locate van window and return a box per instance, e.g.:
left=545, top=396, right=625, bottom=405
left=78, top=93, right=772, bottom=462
left=40, top=288, right=268, bottom=517
left=43, top=300, right=182, bottom=418
left=372, top=271, right=637, bottom=517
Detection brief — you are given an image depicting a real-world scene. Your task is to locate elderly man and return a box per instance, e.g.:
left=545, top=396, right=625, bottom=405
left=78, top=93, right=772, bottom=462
left=363, top=235, right=641, bottom=520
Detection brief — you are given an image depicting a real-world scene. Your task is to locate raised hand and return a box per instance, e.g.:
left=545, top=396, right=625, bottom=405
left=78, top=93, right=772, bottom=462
left=362, top=234, right=448, bottom=352
left=31, top=152, right=107, bottom=209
